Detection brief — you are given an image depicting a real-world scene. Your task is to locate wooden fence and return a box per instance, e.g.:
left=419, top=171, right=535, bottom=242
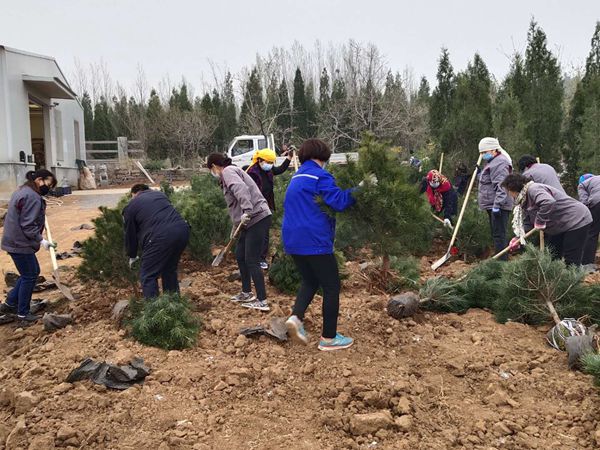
left=85, top=137, right=145, bottom=164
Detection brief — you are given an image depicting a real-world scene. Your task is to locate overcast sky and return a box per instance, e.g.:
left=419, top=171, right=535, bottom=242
left=1, top=0, right=599, bottom=96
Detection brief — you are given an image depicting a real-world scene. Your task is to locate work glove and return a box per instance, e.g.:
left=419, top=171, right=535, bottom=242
left=40, top=239, right=57, bottom=251
left=534, top=221, right=547, bottom=230
left=129, top=256, right=139, bottom=269
left=443, top=218, right=452, bottom=228
left=491, top=207, right=501, bottom=215
left=358, top=173, right=378, bottom=188
left=509, top=237, right=521, bottom=252
left=240, top=213, right=251, bottom=226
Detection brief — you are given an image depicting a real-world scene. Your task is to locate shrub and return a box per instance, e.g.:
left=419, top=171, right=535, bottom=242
left=131, top=292, right=199, bottom=350
left=78, top=197, right=138, bottom=288
left=456, top=199, right=493, bottom=259
left=144, top=159, right=165, bottom=171
left=170, top=175, right=231, bottom=263
left=272, top=172, right=292, bottom=228
left=582, top=353, right=600, bottom=386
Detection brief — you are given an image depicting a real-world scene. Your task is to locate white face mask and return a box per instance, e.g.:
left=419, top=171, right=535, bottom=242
left=260, top=162, right=273, bottom=172
left=211, top=170, right=220, bottom=179
left=429, top=181, right=440, bottom=189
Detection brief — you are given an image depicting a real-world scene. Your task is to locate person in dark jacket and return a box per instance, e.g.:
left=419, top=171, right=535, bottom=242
left=1, top=170, right=57, bottom=323
left=246, top=146, right=292, bottom=269
left=454, top=162, right=470, bottom=196
left=282, top=139, right=363, bottom=352
left=578, top=173, right=600, bottom=266
left=503, top=174, right=592, bottom=266
left=477, top=137, right=513, bottom=260
left=420, top=169, right=458, bottom=227
left=518, top=155, right=565, bottom=193
left=207, top=153, right=273, bottom=312
left=123, top=184, right=190, bottom=299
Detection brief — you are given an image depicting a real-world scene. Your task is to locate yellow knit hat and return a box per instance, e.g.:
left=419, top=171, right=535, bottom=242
left=252, top=148, right=277, bottom=165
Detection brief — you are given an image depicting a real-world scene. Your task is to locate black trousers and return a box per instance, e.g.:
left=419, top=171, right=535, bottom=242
left=550, top=224, right=592, bottom=266
left=261, top=229, right=270, bottom=262
left=291, top=254, right=340, bottom=339
left=140, top=223, right=190, bottom=299
left=582, top=203, right=600, bottom=265
left=487, top=209, right=510, bottom=261
left=236, top=216, right=271, bottom=300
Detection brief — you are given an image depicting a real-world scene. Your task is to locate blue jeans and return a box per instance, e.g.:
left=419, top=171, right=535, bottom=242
left=6, top=252, right=40, bottom=316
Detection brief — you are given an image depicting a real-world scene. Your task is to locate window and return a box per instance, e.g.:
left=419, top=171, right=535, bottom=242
left=257, top=138, right=267, bottom=149
left=232, top=139, right=253, bottom=156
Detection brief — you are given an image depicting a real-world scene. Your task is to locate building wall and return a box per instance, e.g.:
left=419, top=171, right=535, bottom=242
left=0, top=47, right=85, bottom=200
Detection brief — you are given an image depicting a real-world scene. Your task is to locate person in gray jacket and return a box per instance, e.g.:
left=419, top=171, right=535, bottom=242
left=518, top=155, right=565, bottom=193
left=1, top=170, right=57, bottom=323
left=207, top=153, right=272, bottom=311
left=578, top=173, right=600, bottom=265
left=477, top=137, right=513, bottom=260
left=503, top=174, right=592, bottom=266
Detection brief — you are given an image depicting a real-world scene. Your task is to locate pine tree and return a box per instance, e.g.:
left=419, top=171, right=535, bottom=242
left=292, top=67, right=309, bottom=138
left=92, top=97, right=115, bottom=140
left=319, top=67, right=331, bottom=111
left=146, top=89, right=167, bottom=159
left=416, top=76, right=430, bottom=105
left=81, top=92, right=94, bottom=140
left=239, top=68, right=263, bottom=133
left=276, top=79, right=292, bottom=143
left=305, top=81, right=318, bottom=138
left=330, top=73, right=353, bottom=151
left=521, top=19, right=564, bottom=167
left=220, top=72, right=238, bottom=143
left=430, top=48, right=455, bottom=146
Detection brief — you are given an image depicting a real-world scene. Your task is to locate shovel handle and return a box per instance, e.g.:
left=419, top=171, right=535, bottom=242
left=492, top=228, right=539, bottom=260
left=44, top=216, right=59, bottom=272
left=212, top=222, right=244, bottom=266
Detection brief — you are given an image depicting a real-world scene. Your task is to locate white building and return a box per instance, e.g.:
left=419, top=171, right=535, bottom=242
left=0, top=45, right=85, bottom=200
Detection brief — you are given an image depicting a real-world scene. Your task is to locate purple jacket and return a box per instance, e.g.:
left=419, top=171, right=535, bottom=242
left=221, top=165, right=271, bottom=228
left=478, top=154, right=513, bottom=211
left=578, top=175, right=600, bottom=209
left=525, top=183, right=592, bottom=235
left=1, top=186, right=46, bottom=254
left=523, top=163, right=565, bottom=193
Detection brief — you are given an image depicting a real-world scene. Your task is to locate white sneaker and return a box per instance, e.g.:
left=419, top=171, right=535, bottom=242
left=231, top=292, right=256, bottom=303
left=260, top=261, right=269, bottom=270
left=285, top=315, right=309, bottom=345
left=241, top=300, right=270, bottom=312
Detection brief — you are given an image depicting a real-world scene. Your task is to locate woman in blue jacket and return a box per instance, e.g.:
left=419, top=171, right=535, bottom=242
left=282, top=139, right=357, bottom=351
left=1, top=169, right=57, bottom=323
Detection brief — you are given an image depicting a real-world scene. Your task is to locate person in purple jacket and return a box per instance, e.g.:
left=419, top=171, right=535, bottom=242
left=1, top=170, right=57, bottom=323
left=504, top=174, right=592, bottom=266
left=282, top=139, right=365, bottom=351
left=518, top=155, right=565, bottom=193
left=578, top=173, right=600, bottom=266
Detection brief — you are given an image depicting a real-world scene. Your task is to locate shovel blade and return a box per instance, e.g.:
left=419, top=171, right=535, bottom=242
left=52, top=270, right=75, bottom=301
left=431, top=252, right=451, bottom=271
left=211, top=253, right=224, bottom=267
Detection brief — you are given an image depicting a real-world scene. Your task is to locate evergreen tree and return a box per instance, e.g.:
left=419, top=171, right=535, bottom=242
left=319, top=67, right=331, bottom=111
left=522, top=19, right=564, bottom=166
left=292, top=67, right=309, bottom=138
left=430, top=48, right=455, bottom=147
left=111, top=95, right=131, bottom=137
left=276, top=79, right=292, bottom=143
left=169, top=82, right=193, bottom=111
left=146, top=89, right=167, bottom=159
left=220, top=72, right=238, bottom=143
left=305, top=81, right=318, bottom=137
left=92, top=97, right=115, bottom=140
left=330, top=73, right=353, bottom=151
left=416, top=76, right=430, bottom=105
left=81, top=92, right=94, bottom=140
left=239, top=68, right=263, bottom=133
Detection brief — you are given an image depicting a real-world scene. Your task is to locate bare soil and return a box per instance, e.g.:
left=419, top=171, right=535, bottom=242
left=1, top=196, right=599, bottom=449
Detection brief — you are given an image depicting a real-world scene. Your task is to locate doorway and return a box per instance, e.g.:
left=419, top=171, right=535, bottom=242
left=29, top=100, right=45, bottom=169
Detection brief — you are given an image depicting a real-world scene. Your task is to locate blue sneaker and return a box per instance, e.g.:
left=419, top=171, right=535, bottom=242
left=285, top=315, right=308, bottom=345
left=318, top=333, right=354, bottom=352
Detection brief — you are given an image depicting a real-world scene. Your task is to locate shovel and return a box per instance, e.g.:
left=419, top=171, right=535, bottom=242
left=44, top=217, right=75, bottom=301
left=212, top=222, right=244, bottom=267
left=430, top=212, right=454, bottom=230
left=431, top=154, right=483, bottom=270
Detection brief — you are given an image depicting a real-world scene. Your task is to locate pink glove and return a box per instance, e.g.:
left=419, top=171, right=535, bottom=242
left=509, top=237, right=521, bottom=252
left=534, top=221, right=546, bottom=230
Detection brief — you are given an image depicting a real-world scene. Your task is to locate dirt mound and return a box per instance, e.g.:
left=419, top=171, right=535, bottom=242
left=0, top=257, right=599, bottom=449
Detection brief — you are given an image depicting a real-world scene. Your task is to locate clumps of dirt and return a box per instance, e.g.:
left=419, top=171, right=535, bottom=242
left=0, top=258, right=600, bottom=449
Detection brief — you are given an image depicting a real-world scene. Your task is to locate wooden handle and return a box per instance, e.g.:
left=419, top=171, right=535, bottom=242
left=446, top=154, right=483, bottom=251
left=44, top=216, right=59, bottom=271
left=438, top=152, right=444, bottom=173
left=492, top=228, right=539, bottom=260
left=540, top=231, right=545, bottom=250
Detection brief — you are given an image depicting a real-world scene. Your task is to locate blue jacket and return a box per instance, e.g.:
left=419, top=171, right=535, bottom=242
left=282, top=160, right=355, bottom=255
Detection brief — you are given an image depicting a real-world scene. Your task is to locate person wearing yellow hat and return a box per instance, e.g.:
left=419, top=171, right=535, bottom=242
left=247, top=145, right=294, bottom=269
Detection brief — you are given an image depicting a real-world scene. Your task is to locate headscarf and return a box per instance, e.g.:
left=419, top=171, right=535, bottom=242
left=511, top=180, right=534, bottom=244
left=478, top=137, right=512, bottom=166
left=579, top=173, right=594, bottom=185
left=251, top=148, right=276, bottom=165
left=425, top=170, right=452, bottom=212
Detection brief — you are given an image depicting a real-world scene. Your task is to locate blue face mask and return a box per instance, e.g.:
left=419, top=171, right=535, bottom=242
left=482, top=152, right=494, bottom=162
left=260, top=163, right=273, bottom=172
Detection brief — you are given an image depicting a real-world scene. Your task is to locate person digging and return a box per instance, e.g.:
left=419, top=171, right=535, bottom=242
left=123, top=184, right=190, bottom=299
left=420, top=169, right=458, bottom=229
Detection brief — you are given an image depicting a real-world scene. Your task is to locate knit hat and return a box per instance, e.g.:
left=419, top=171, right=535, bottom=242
left=478, top=137, right=512, bottom=165
left=579, top=173, right=594, bottom=185
left=251, top=148, right=277, bottom=165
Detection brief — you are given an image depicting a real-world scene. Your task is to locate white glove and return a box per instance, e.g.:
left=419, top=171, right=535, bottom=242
left=443, top=218, right=452, bottom=228
left=129, top=257, right=139, bottom=269
left=40, top=239, right=57, bottom=250
left=240, top=213, right=251, bottom=226
left=359, top=173, right=378, bottom=188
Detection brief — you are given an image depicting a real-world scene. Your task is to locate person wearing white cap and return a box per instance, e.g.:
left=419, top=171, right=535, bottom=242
left=477, top=137, right=513, bottom=260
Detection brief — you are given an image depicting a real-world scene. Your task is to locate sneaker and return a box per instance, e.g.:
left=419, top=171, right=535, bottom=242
left=241, top=300, right=270, bottom=312
left=0, top=303, right=16, bottom=315
left=16, top=313, right=40, bottom=323
left=285, top=315, right=308, bottom=345
left=231, top=292, right=256, bottom=303
left=318, top=333, right=354, bottom=352
left=259, top=261, right=269, bottom=270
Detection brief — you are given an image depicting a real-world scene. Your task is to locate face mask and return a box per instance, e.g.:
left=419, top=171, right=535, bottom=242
left=429, top=182, right=440, bottom=189
left=260, top=163, right=273, bottom=172
left=482, top=152, right=494, bottom=162
left=211, top=170, right=220, bottom=179
left=39, top=185, right=50, bottom=196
